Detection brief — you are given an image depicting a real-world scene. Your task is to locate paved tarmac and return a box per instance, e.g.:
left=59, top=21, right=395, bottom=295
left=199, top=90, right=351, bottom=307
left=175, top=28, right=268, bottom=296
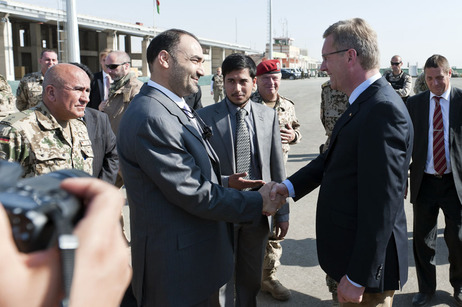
left=124, top=77, right=462, bottom=306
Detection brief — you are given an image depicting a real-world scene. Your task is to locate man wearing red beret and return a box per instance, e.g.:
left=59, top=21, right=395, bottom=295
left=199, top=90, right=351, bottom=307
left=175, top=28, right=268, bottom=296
left=250, top=59, right=302, bottom=301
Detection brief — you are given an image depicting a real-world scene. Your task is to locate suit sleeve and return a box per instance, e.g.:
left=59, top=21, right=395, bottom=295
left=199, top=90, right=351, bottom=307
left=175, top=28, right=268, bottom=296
left=129, top=115, right=263, bottom=223
left=99, top=113, right=119, bottom=184
left=347, top=101, right=411, bottom=286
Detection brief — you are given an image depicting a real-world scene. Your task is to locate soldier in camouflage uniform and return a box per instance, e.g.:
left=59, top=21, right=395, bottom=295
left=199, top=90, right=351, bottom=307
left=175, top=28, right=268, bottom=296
left=16, top=50, right=58, bottom=111
left=414, top=71, right=428, bottom=95
left=320, top=80, right=349, bottom=307
left=250, top=59, right=301, bottom=301
left=0, top=74, right=17, bottom=120
left=0, top=64, right=93, bottom=178
left=383, top=55, right=412, bottom=102
left=210, top=67, right=224, bottom=103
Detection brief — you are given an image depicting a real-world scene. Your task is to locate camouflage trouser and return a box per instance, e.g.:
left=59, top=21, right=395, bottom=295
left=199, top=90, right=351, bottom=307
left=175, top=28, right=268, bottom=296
left=263, top=231, right=283, bottom=272
left=326, top=275, right=339, bottom=307
left=213, top=88, right=224, bottom=103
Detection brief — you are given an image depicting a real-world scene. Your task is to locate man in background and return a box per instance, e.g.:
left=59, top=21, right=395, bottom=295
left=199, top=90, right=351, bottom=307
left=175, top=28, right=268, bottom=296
left=383, top=55, right=412, bottom=102
left=211, top=67, right=224, bottom=103
left=250, top=59, right=301, bottom=301
left=88, top=48, right=112, bottom=110
left=16, top=49, right=58, bottom=111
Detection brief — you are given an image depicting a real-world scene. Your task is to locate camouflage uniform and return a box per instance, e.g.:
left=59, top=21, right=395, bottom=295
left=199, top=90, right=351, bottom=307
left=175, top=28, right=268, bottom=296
left=320, top=81, right=349, bottom=307
left=0, top=102, right=93, bottom=178
left=101, top=73, right=142, bottom=135
left=251, top=89, right=301, bottom=300
left=0, top=75, right=17, bottom=120
left=383, top=70, right=412, bottom=102
left=16, top=72, right=44, bottom=111
left=320, top=81, right=349, bottom=153
left=211, top=73, right=224, bottom=103
left=251, top=90, right=301, bottom=163
left=414, top=72, right=428, bottom=95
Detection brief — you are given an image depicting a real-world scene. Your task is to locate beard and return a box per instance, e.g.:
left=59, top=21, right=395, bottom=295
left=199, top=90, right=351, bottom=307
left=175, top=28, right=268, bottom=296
left=169, top=60, right=199, bottom=97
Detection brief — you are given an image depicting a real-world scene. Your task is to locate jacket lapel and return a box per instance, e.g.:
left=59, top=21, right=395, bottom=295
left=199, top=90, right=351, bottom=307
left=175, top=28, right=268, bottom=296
left=213, top=103, right=235, bottom=170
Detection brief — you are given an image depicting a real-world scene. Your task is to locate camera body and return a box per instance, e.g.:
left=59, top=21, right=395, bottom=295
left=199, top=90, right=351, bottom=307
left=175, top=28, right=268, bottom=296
left=0, top=161, right=90, bottom=253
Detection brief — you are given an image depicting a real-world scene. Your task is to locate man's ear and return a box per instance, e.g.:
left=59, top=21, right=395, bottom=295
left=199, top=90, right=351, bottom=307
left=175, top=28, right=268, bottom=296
left=44, top=85, right=56, bottom=102
left=158, top=50, right=171, bottom=69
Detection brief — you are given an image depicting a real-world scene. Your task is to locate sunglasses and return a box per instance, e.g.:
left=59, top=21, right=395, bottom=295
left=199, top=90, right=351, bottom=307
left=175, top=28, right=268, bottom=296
left=106, top=62, right=128, bottom=70
left=391, top=62, right=402, bottom=66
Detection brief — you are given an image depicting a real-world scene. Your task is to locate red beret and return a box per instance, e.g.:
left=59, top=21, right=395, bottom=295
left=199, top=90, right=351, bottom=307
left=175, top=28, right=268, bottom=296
left=256, top=59, right=281, bottom=76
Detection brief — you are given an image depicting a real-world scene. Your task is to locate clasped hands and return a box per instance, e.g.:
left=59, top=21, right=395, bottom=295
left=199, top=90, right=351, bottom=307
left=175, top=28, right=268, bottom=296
left=227, top=173, right=289, bottom=216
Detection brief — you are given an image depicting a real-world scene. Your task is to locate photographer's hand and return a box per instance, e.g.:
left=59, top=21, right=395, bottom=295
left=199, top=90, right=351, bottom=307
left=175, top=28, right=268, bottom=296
left=61, top=178, right=132, bottom=307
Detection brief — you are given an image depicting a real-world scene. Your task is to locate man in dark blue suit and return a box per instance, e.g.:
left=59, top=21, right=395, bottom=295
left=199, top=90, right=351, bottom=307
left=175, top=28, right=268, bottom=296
left=271, top=18, right=413, bottom=306
left=407, top=54, right=462, bottom=307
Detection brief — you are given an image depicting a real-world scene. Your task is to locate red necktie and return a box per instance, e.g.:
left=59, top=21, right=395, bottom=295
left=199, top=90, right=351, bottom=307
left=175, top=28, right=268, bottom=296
left=433, top=96, right=447, bottom=175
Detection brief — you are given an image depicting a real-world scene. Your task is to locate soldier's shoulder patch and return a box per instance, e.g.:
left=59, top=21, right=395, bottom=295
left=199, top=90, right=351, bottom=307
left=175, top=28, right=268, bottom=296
left=0, top=110, right=33, bottom=126
left=279, top=95, right=295, bottom=105
left=0, top=136, right=10, bottom=144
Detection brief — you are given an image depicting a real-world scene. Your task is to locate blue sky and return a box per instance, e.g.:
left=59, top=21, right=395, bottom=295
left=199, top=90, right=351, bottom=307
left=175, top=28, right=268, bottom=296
left=18, top=0, right=462, bottom=68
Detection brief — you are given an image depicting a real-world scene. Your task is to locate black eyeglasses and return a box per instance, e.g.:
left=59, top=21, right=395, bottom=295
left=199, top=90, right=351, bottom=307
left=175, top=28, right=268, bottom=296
left=106, top=62, right=128, bottom=70
left=391, top=62, right=402, bottom=66
left=322, top=49, right=350, bottom=59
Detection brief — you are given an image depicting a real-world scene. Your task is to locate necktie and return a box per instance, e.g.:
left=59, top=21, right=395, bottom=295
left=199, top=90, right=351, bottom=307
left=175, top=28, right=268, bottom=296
left=235, top=108, right=251, bottom=180
left=104, top=75, right=111, bottom=100
left=433, top=96, right=447, bottom=175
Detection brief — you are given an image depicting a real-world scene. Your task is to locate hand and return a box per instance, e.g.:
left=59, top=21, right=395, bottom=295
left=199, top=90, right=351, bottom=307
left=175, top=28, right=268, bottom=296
left=337, top=275, right=365, bottom=304
left=62, top=178, right=132, bottom=307
left=280, top=123, right=296, bottom=144
left=228, top=172, right=265, bottom=190
left=259, top=182, right=287, bottom=216
left=274, top=221, right=289, bottom=239
left=98, top=99, right=108, bottom=111
left=269, top=182, right=289, bottom=201
left=210, top=91, right=214, bottom=95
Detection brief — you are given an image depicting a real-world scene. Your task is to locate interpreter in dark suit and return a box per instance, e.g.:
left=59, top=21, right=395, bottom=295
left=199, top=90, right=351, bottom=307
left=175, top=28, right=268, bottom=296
left=116, top=29, right=286, bottom=306
left=406, top=54, right=462, bottom=307
left=83, top=108, right=118, bottom=184
left=271, top=18, right=413, bottom=306
left=88, top=48, right=112, bottom=110
left=198, top=54, right=287, bottom=307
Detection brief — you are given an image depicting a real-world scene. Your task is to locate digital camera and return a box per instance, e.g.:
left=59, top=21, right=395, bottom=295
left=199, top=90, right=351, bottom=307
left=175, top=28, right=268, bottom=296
left=0, top=161, right=90, bottom=253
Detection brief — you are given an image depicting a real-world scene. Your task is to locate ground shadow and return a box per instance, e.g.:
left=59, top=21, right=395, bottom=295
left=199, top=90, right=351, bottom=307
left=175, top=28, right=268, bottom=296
left=280, top=237, right=319, bottom=268
left=287, top=153, right=319, bottom=163
left=257, top=288, right=332, bottom=306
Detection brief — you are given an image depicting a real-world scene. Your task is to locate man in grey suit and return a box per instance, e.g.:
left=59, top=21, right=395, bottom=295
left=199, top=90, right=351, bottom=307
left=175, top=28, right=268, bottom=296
left=198, top=54, right=288, bottom=306
left=407, top=54, right=462, bottom=307
left=117, top=29, right=285, bottom=306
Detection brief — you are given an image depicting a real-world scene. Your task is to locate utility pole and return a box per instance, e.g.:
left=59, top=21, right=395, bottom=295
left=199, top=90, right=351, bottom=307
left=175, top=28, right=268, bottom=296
left=268, top=0, right=273, bottom=59
left=66, top=0, right=80, bottom=62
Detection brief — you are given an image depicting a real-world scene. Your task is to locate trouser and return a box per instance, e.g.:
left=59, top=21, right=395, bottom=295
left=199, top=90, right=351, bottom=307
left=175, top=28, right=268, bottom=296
left=263, top=229, right=283, bottom=273
left=340, top=290, right=394, bottom=307
left=225, top=216, right=269, bottom=307
left=213, top=89, right=224, bottom=103
left=413, top=174, right=462, bottom=294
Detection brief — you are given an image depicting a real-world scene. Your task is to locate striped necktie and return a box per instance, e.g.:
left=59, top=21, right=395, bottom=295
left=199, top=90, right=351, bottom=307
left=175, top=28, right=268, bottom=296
left=433, top=96, right=447, bottom=175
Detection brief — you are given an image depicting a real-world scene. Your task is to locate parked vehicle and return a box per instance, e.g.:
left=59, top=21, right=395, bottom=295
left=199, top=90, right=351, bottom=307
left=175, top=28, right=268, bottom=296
left=281, top=68, right=301, bottom=80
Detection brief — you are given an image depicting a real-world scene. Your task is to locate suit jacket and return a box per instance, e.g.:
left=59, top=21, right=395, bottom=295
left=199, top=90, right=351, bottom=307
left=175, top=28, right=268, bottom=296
left=117, top=84, right=263, bottom=306
left=83, top=108, right=118, bottom=184
left=289, top=77, right=413, bottom=291
left=406, top=87, right=462, bottom=204
left=88, top=71, right=104, bottom=110
left=198, top=99, right=289, bottom=221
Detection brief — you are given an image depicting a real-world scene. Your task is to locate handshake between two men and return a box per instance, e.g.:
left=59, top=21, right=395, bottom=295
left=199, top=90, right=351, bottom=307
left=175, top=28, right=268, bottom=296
left=227, top=172, right=290, bottom=216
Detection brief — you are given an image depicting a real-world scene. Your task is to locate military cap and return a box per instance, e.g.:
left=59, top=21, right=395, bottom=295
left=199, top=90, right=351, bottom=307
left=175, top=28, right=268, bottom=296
left=256, top=59, right=281, bottom=76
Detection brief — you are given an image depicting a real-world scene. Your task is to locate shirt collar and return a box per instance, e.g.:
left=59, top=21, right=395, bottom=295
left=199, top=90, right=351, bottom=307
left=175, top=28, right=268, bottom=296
left=430, top=85, right=451, bottom=102
left=348, top=73, right=382, bottom=105
left=147, top=80, right=187, bottom=109
left=225, top=97, right=252, bottom=117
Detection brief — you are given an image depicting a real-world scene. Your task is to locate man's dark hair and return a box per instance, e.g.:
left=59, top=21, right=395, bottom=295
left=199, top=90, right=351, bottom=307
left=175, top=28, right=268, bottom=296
left=69, top=62, right=94, bottom=82
left=146, top=29, right=199, bottom=65
left=221, top=53, right=257, bottom=78
left=40, top=49, right=57, bottom=58
left=424, top=54, right=451, bottom=74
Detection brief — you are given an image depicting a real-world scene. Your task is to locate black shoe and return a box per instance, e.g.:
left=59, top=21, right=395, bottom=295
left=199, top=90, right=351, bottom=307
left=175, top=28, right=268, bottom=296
left=412, top=293, right=433, bottom=307
left=455, top=289, right=462, bottom=306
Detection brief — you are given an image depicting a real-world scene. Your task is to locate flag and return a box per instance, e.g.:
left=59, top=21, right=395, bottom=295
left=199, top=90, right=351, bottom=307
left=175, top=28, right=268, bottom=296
left=156, top=0, right=160, bottom=14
